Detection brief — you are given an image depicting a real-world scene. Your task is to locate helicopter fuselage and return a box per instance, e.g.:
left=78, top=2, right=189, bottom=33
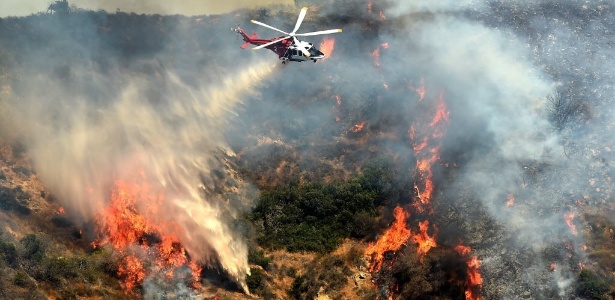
left=234, top=27, right=325, bottom=63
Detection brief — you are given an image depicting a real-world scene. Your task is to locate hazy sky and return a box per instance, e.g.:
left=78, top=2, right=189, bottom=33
left=0, top=0, right=293, bottom=17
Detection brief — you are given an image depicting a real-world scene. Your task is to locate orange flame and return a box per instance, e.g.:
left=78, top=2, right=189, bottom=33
left=333, top=94, right=342, bottom=106
left=319, top=37, right=336, bottom=60
left=365, top=206, right=412, bottom=273
left=371, top=48, right=381, bottom=68
left=411, top=94, right=448, bottom=213
left=506, top=193, right=515, bottom=207
left=94, top=177, right=202, bottom=293
left=412, top=220, right=437, bottom=260
left=410, top=78, right=426, bottom=101
left=455, top=244, right=483, bottom=300
left=430, top=96, right=449, bottom=127
left=55, top=206, right=66, bottom=214
left=564, top=212, right=577, bottom=235
left=350, top=121, right=366, bottom=133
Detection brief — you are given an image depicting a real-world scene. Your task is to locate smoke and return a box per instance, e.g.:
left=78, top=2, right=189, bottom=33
left=0, top=11, right=279, bottom=293
left=0, top=0, right=294, bottom=17
left=0, top=0, right=612, bottom=298
left=370, top=0, right=612, bottom=298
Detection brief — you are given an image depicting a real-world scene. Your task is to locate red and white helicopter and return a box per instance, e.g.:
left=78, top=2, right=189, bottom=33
left=234, top=7, right=342, bottom=64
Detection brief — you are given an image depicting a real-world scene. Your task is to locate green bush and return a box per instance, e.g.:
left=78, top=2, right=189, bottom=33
left=20, top=234, right=45, bottom=262
left=251, top=164, right=399, bottom=253
left=39, top=256, right=80, bottom=283
left=246, top=267, right=274, bottom=298
left=576, top=269, right=609, bottom=300
left=13, top=271, right=30, bottom=287
left=0, top=239, right=18, bottom=267
left=248, top=249, right=271, bottom=271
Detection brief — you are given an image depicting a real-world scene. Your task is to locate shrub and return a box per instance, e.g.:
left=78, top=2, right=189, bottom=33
left=20, top=234, right=45, bottom=262
left=0, top=239, right=18, bottom=267
left=248, top=249, right=271, bottom=271
left=576, top=269, right=609, bottom=300
left=13, top=271, right=30, bottom=287
left=251, top=164, right=399, bottom=253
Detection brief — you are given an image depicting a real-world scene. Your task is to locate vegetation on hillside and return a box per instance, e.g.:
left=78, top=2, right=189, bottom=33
left=250, top=161, right=402, bottom=253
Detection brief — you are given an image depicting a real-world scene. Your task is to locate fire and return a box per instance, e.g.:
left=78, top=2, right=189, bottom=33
left=506, top=193, right=515, bottom=207
left=455, top=244, right=483, bottom=300
left=430, top=97, right=449, bottom=128
left=333, top=94, right=342, bottom=106
left=94, top=177, right=202, bottom=293
left=411, top=93, right=448, bottom=213
left=371, top=48, right=381, bottom=68
left=349, top=121, right=366, bottom=133
left=366, top=81, right=450, bottom=299
left=564, top=211, right=577, bottom=235
left=365, top=206, right=412, bottom=273
left=412, top=220, right=437, bottom=259
left=55, top=206, right=65, bottom=214
left=319, top=37, right=336, bottom=60
left=410, top=78, right=426, bottom=101
left=333, top=94, right=342, bottom=122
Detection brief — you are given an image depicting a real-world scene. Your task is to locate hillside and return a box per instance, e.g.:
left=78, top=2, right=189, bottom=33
left=1, top=1, right=615, bottom=300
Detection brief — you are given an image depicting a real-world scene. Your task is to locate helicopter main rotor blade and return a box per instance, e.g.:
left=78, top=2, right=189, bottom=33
left=251, top=20, right=289, bottom=35
left=293, top=36, right=311, bottom=57
left=253, top=36, right=292, bottom=50
left=291, top=6, right=308, bottom=34
left=296, top=29, right=343, bottom=37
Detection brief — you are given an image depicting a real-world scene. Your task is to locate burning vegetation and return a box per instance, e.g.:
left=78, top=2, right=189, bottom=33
left=0, top=0, right=615, bottom=299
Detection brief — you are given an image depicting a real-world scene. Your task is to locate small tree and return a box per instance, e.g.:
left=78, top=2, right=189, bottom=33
left=48, top=0, right=70, bottom=14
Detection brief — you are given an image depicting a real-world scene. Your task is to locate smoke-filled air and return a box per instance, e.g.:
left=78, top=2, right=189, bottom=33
left=0, top=0, right=613, bottom=299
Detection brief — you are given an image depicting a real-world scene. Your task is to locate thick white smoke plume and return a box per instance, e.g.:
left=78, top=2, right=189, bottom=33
left=3, top=58, right=276, bottom=291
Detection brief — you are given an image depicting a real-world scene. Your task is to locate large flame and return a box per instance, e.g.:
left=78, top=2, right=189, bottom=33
left=411, top=91, right=448, bottom=213
left=94, top=176, right=202, bottom=292
left=455, top=244, right=483, bottom=300
left=365, top=206, right=412, bottom=273
left=366, top=81, right=450, bottom=298
left=412, top=220, right=438, bottom=260
left=319, top=37, right=336, bottom=60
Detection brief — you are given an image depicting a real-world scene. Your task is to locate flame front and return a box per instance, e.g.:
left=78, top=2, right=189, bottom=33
left=564, top=211, right=577, bottom=235
left=455, top=244, right=483, bottom=300
left=365, top=206, right=412, bottom=273
left=94, top=177, right=202, bottom=293
left=366, top=81, right=450, bottom=298
left=412, top=220, right=438, bottom=260
left=411, top=91, right=448, bottom=213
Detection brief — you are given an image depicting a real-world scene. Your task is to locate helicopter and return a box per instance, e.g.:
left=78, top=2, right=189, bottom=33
left=233, top=7, right=342, bottom=64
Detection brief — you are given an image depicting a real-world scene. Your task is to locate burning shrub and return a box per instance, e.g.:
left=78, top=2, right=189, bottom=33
left=388, top=246, right=466, bottom=299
